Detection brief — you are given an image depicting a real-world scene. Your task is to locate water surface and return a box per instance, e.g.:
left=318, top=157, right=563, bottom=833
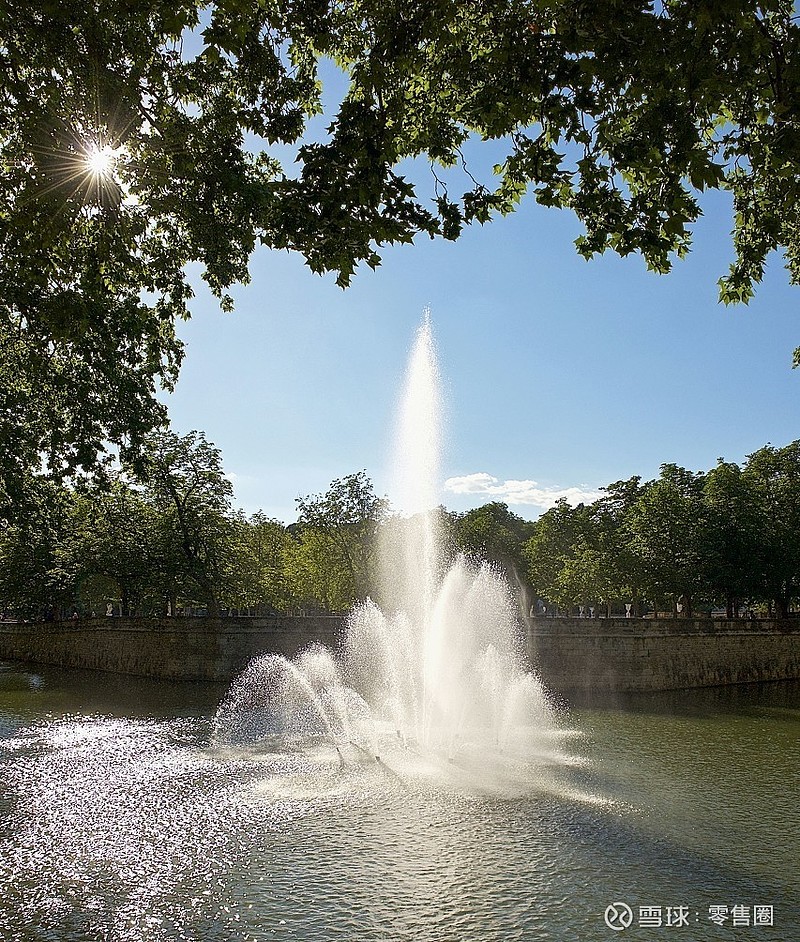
left=0, top=663, right=796, bottom=941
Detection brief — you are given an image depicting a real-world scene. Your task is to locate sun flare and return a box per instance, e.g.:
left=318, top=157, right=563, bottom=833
left=85, top=144, right=115, bottom=177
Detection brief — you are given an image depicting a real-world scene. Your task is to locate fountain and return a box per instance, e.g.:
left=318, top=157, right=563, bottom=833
left=214, top=312, right=558, bottom=778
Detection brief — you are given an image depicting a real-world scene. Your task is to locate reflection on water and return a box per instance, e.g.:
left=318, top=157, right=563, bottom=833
left=0, top=662, right=797, bottom=941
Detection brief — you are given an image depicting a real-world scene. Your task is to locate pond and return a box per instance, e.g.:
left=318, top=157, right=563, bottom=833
left=0, top=662, right=797, bottom=941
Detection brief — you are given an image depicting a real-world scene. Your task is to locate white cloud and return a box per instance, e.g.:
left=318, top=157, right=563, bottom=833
left=444, top=472, right=499, bottom=494
left=443, top=472, right=602, bottom=511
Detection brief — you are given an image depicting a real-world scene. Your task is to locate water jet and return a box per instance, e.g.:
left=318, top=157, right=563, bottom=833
left=215, top=313, right=559, bottom=779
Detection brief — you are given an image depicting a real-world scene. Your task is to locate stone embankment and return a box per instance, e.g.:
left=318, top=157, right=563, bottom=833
left=528, top=616, right=800, bottom=693
left=1, top=615, right=799, bottom=692
left=0, top=616, right=342, bottom=682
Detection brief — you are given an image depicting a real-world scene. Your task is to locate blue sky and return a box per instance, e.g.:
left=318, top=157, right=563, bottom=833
left=165, top=184, right=799, bottom=523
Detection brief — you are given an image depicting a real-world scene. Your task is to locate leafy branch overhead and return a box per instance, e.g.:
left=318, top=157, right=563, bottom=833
left=2, top=0, right=800, bottom=502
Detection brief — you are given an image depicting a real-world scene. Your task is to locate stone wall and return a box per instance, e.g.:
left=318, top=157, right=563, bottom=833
left=0, top=616, right=343, bottom=681
left=1, top=616, right=799, bottom=691
left=528, top=617, right=800, bottom=693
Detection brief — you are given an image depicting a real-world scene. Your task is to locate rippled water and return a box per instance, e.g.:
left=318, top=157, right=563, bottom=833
left=1, top=663, right=797, bottom=941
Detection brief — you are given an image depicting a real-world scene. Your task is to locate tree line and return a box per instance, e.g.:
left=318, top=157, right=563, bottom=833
left=525, top=444, right=800, bottom=619
left=0, top=427, right=528, bottom=620
left=2, top=433, right=800, bottom=621
left=0, top=431, right=386, bottom=620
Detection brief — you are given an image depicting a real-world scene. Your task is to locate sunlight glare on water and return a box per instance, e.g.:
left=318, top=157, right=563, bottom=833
left=0, top=667, right=798, bottom=941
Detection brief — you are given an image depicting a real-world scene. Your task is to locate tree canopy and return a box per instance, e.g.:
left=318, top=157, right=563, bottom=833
left=290, top=471, right=388, bottom=611
left=2, top=0, right=800, bottom=500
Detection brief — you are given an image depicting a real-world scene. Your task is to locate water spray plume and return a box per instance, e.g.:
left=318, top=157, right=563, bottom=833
left=216, top=310, right=559, bottom=780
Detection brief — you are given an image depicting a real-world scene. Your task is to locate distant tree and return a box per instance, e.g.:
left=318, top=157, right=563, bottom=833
left=0, top=480, right=76, bottom=618
left=555, top=539, right=613, bottom=615
left=454, top=501, right=535, bottom=612
left=524, top=499, right=590, bottom=613
left=294, top=471, right=387, bottom=603
left=627, top=464, right=709, bottom=616
left=284, top=527, right=357, bottom=615
left=227, top=512, right=294, bottom=614
left=594, top=477, right=648, bottom=615
left=743, top=442, right=800, bottom=617
left=288, top=471, right=388, bottom=612
left=702, top=459, right=763, bottom=617
left=525, top=495, right=637, bottom=617
left=137, top=430, right=236, bottom=615
left=63, top=476, right=161, bottom=616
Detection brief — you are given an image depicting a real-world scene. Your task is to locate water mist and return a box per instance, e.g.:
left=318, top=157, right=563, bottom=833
left=215, top=312, right=557, bottom=775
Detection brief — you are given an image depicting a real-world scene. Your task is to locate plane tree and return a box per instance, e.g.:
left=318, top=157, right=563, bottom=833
left=0, top=480, right=76, bottom=618
left=592, top=476, right=649, bottom=616
left=702, top=459, right=764, bottom=617
left=63, top=477, right=162, bottom=616
left=524, top=489, right=645, bottom=617
left=523, top=499, right=594, bottom=613
left=743, top=442, right=800, bottom=618
left=454, top=501, right=535, bottom=610
left=287, top=471, right=387, bottom=613
left=227, top=511, right=295, bottom=614
left=135, top=429, right=237, bottom=615
left=626, top=463, right=711, bottom=616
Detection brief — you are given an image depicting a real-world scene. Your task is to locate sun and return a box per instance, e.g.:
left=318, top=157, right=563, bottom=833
left=85, top=144, right=116, bottom=177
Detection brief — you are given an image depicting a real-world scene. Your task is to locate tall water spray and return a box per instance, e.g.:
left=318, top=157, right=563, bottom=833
left=215, top=312, right=555, bottom=771
left=383, top=309, right=442, bottom=621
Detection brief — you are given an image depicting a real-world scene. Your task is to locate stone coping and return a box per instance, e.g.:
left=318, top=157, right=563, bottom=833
left=0, top=616, right=345, bottom=635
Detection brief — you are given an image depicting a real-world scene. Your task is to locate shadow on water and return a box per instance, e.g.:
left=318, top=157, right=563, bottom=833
left=537, top=794, right=799, bottom=938
left=557, top=678, right=800, bottom=719
left=0, top=659, right=227, bottom=725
